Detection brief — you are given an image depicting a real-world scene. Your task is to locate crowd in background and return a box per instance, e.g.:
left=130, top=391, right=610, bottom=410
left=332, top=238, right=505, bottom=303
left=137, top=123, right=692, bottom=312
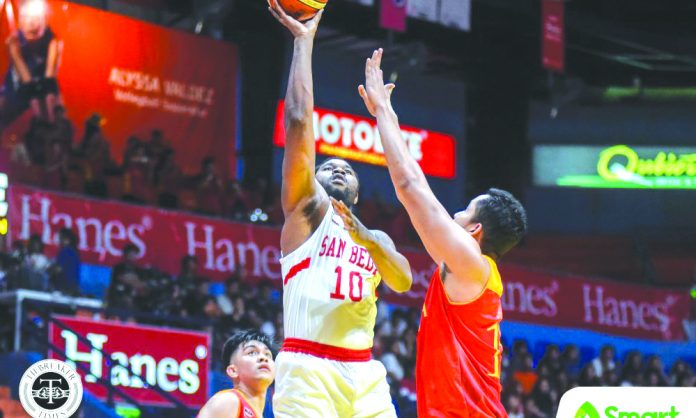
left=4, top=109, right=421, bottom=246
left=1, top=229, right=695, bottom=416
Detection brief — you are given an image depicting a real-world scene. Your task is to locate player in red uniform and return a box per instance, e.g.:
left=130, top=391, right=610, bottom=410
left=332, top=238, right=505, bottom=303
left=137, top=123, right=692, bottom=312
left=358, top=49, right=528, bottom=417
left=198, top=330, right=275, bottom=418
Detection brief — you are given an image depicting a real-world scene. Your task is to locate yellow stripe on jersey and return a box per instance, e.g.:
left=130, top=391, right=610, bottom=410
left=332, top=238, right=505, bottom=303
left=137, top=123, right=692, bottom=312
left=483, top=255, right=503, bottom=297
left=298, top=0, right=327, bottom=10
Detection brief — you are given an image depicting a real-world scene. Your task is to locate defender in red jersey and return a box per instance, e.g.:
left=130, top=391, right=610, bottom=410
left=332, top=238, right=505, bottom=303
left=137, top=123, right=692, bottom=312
left=358, top=49, right=528, bottom=417
left=198, top=330, right=275, bottom=418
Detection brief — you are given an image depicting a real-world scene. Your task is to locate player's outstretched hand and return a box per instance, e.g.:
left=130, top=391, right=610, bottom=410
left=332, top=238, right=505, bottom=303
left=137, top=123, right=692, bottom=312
left=268, top=0, right=323, bottom=39
left=330, top=197, right=374, bottom=248
left=358, top=48, right=395, bottom=117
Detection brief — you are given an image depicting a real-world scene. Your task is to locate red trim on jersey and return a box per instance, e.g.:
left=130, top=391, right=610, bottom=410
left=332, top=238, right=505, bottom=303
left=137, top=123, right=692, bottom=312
left=283, top=257, right=311, bottom=285
left=281, top=338, right=372, bottom=362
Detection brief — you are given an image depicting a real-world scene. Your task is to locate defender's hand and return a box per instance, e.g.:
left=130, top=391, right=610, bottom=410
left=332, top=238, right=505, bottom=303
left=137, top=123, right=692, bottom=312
left=331, top=197, right=374, bottom=249
left=358, top=48, right=395, bottom=117
left=268, top=0, right=324, bottom=40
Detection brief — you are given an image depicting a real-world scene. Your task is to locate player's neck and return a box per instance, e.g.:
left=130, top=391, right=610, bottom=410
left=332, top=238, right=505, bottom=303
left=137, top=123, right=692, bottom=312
left=235, top=383, right=266, bottom=415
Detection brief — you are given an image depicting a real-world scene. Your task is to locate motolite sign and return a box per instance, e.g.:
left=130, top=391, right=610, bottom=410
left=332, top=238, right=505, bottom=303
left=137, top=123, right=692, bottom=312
left=273, top=100, right=457, bottom=179
left=49, top=316, right=209, bottom=407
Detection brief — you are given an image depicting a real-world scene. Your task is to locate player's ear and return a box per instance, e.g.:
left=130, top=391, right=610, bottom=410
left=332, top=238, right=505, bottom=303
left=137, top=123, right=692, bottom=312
left=226, top=364, right=238, bottom=380
left=469, top=223, right=483, bottom=241
left=353, top=193, right=359, bottom=206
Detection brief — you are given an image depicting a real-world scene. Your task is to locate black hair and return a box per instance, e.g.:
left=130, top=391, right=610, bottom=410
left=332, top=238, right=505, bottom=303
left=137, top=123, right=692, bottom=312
left=122, top=243, right=139, bottom=256
left=221, top=330, right=274, bottom=366
left=471, top=188, right=527, bottom=259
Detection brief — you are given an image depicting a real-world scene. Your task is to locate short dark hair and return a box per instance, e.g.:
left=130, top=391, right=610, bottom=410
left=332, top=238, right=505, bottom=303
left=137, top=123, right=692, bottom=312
left=472, top=188, right=527, bottom=259
left=123, top=243, right=139, bottom=256
left=221, top=330, right=274, bottom=366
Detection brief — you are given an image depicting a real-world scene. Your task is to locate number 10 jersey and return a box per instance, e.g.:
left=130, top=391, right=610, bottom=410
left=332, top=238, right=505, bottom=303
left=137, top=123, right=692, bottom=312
left=279, top=205, right=381, bottom=351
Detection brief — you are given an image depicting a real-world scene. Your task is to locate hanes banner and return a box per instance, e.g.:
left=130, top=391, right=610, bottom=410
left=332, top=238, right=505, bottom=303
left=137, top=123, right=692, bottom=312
left=0, top=0, right=238, bottom=177
left=10, top=185, right=690, bottom=340
left=49, top=315, right=210, bottom=408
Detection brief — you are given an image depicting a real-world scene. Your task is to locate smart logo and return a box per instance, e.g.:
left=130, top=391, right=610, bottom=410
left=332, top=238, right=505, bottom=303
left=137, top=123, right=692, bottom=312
left=575, top=401, right=601, bottom=418
left=575, top=401, right=680, bottom=418
left=558, top=388, right=695, bottom=418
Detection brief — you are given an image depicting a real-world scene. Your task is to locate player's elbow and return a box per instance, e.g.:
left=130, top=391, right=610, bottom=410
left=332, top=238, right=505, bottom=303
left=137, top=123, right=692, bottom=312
left=390, top=273, right=413, bottom=294
left=284, top=105, right=312, bottom=127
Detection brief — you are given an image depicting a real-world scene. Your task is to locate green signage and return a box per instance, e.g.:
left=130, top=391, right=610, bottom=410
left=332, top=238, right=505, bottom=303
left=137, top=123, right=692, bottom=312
left=576, top=401, right=601, bottom=418
left=534, top=144, right=696, bottom=189
left=574, top=402, right=681, bottom=418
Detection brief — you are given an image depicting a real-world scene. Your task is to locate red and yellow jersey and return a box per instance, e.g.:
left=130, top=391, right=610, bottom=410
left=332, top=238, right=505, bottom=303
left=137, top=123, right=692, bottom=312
left=416, top=256, right=507, bottom=418
left=214, top=389, right=260, bottom=418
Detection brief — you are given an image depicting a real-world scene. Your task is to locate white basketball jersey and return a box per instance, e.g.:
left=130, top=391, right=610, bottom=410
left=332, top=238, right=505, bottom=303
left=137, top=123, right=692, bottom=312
left=280, top=205, right=381, bottom=350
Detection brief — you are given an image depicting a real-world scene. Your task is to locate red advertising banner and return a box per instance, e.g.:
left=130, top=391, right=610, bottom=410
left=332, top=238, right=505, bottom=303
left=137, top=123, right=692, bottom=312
left=499, top=264, right=690, bottom=341
left=0, top=0, right=238, bottom=177
left=273, top=100, right=456, bottom=179
left=48, top=315, right=210, bottom=408
left=380, top=0, right=407, bottom=32
left=541, top=0, right=565, bottom=72
left=10, top=185, right=690, bottom=340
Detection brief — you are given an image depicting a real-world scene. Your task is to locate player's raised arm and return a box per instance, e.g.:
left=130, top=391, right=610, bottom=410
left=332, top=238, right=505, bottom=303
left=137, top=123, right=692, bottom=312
left=359, top=49, right=488, bottom=288
left=269, top=1, right=326, bottom=216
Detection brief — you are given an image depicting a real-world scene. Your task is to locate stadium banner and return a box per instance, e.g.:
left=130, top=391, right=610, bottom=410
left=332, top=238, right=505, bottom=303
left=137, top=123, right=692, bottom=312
left=10, top=185, right=690, bottom=339
left=48, top=315, right=210, bottom=408
left=541, top=0, right=564, bottom=72
left=534, top=144, right=696, bottom=189
left=0, top=0, right=239, bottom=177
left=499, top=264, right=690, bottom=341
left=380, top=0, right=407, bottom=32
left=272, top=100, right=457, bottom=179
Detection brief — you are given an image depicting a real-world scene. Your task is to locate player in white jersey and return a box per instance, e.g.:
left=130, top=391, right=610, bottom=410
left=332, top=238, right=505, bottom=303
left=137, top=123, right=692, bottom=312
left=267, top=2, right=413, bottom=417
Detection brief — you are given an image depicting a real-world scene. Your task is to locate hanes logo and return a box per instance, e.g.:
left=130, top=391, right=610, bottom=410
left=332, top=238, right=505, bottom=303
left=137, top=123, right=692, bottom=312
left=19, top=359, right=83, bottom=418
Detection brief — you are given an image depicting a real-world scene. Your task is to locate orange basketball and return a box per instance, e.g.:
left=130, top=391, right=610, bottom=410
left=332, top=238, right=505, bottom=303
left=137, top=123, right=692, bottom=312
left=277, top=0, right=327, bottom=21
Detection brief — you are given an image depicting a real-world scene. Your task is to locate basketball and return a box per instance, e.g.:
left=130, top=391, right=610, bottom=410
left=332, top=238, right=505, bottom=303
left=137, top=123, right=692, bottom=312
left=277, top=0, right=327, bottom=21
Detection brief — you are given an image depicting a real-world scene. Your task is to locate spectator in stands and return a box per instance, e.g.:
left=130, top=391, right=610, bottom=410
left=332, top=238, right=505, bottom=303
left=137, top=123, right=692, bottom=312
left=194, top=156, right=224, bottom=215
left=592, top=345, right=616, bottom=378
left=561, top=344, right=582, bottom=377
left=216, top=273, right=241, bottom=316
left=381, top=337, right=406, bottom=381
left=106, top=244, right=145, bottom=314
left=578, top=363, right=602, bottom=386
left=43, top=138, right=67, bottom=190
left=505, top=393, right=525, bottom=418
left=80, top=114, right=111, bottom=197
left=146, top=129, right=168, bottom=160
left=122, top=141, right=153, bottom=203
left=53, top=228, right=81, bottom=295
left=620, top=351, right=643, bottom=386
left=153, top=149, right=182, bottom=208
left=513, top=353, right=538, bottom=395
left=176, top=255, right=203, bottom=316
left=222, top=179, right=249, bottom=221
left=539, top=344, right=563, bottom=375
left=529, top=377, right=557, bottom=417
left=24, top=117, right=50, bottom=164
left=510, top=340, right=531, bottom=372
left=17, top=234, right=51, bottom=291
left=52, top=105, right=74, bottom=149
left=669, top=360, right=692, bottom=386
left=644, top=355, right=669, bottom=386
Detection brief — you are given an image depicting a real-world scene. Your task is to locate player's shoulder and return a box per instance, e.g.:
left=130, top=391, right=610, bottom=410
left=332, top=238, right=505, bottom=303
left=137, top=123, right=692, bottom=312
left=198, top=389, right=240, bottom=418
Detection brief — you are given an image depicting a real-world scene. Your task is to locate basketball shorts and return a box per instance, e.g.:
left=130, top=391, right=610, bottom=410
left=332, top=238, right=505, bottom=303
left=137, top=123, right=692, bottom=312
left=272, top=350, right=397, bottom=418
